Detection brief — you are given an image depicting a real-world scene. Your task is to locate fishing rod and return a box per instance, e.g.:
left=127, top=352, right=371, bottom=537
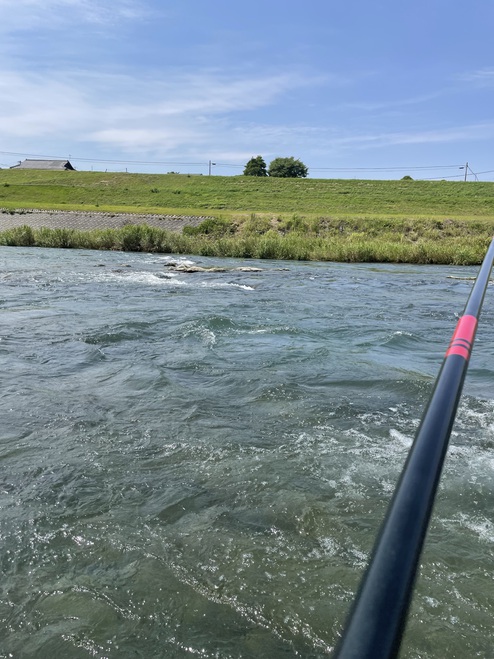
left=333, top=237, right=494, bottom=659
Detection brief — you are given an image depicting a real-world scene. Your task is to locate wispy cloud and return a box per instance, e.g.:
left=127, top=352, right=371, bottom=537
left=340, top=90, right=447, bottom=113
left=88, top=72, right=324, bottom=154
left=325, top=123, right=494, bottom=151
left=387, top=124, right=494, bottom=145
left=0, top=72, right=91, bottom=137
left=0, top=0, right=151, bottom=31
left=230, top=120, right=494, bottom=156
left=457, top=68, right=494, bottom=86
left=0, top=68, right=323, bottom=157
left=4, top=58, right=492, bottom=165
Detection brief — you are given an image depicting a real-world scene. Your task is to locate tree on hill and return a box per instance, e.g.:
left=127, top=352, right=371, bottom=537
left=243, top=156, right=268, bottom=176
left=268, top=157, right=308, bottom=178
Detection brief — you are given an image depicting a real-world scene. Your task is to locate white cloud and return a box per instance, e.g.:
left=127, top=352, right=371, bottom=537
left=0, top=0, right=150, bottom=30
left=340, top=90, right=447, bottom=113
left=89, top=128, right=201, bottom=152
left=0, top=72, right=90, bottom=136
left=103, top=72, right=309, bottom=119
left=229, top=119, right=494, bottom=157
left=324, top=123, right=494, bottom=151
left=457, top=68, right=494, bottom=86
left=3, top=61, right=492, bottom=166
left=0, top=68, right=321, bottom=158
left=380, top=123, right=494, bottom=146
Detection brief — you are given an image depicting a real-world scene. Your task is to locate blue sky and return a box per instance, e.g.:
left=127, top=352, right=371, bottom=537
left=1, top=0, right=494, bottom=179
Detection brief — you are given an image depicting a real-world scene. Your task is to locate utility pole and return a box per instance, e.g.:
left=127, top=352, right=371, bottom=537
left=464, top=161, right=468, bottom=182
left=208, top=160, right=216, bottom=175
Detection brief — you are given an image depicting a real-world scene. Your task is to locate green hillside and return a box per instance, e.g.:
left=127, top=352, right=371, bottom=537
left=1, top=169, right=494, bottom=219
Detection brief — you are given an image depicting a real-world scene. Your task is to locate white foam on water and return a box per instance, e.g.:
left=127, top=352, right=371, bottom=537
left=100, top=270, right=255, bottom=291
left=200, top=329, right=216, bottom=347
left=95, top=271, right=187, bottom=286
left=456, top=401, right=494, bottom=451
left=389, top=427, right=413, bottom=448
left=456, top=513, right=494, bottom=543
left=181, top=323, right=217, bottom=347
left=151, top=255, right=197, bottom=267
left=447, top=444, right=474, bottom=459
left=383, top=330, right=416, bottom=344
left=317, top=536, right=338, bottom=557
left=423, top=596, right=440, bottom=608
left=198, top=281, right=255, bottom=291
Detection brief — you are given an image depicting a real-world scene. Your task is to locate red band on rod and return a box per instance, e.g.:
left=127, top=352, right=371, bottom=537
left=445, top=314, right=477, bottom=360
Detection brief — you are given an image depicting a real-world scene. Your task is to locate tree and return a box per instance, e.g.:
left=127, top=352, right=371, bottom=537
left=243, top=156, right=267, bottom=177
left=268, top=157, right=308, bottom=178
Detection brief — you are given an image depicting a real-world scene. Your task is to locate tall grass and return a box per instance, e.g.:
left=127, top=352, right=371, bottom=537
left=1, top=219, right=492, bottom=264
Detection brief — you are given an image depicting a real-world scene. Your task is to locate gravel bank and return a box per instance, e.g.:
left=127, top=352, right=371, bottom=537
left=0, top=209, right=211, bottom=232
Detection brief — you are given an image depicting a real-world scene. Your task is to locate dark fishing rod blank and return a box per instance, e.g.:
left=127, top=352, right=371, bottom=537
left=334, top=238, right=494, bottom=659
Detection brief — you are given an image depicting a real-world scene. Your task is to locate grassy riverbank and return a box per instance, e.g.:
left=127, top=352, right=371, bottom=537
left=2, top=169, right=494, bottom=218
left=1, top=217, right=493, bottom=264
left=1, top=169, right=494, bottom=263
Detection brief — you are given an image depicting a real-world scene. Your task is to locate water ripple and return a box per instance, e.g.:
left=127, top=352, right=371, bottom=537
left=1, top=248, right=493, bottom=657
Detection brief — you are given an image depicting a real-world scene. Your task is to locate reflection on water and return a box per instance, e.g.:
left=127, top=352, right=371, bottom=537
left=1, top=248, right=493, bottom=657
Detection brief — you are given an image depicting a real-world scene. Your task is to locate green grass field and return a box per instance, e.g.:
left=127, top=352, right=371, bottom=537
left=2, top=169, right=494, bottom=264
left=2, top=169, right=494, bottom=218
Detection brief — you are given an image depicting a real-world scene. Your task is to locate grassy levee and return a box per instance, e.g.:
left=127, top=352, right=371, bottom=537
left=2, top=169, right=494, bottom=216
left=1, top=169, right=494, bottom=263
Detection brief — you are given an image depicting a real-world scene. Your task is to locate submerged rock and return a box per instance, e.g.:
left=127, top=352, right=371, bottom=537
left=168, top=264, right=264, bottom=273
left=234, top=266, right=263, bottom=272
left=165, top=261, right=263, bottom=272
left=173, top=265, right=228, bottom=273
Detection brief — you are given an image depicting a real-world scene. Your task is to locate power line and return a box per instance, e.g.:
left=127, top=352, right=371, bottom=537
left=1, top=150, right=492, bottom=179
left=310, top=165, right=462, bottom=172
left=0, top=150, right=465, bottom=171
left=0, top=151, right=207, bottom=167
left=423, top=173, right=466, bottom=180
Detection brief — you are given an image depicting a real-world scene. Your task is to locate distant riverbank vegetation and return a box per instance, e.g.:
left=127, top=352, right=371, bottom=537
left=1, top=216, right=493, bottom=265
left=1, top=169, right=494, bottom=264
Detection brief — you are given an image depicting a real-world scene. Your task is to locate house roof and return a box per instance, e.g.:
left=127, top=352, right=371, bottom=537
left=11, top=159, right=76, bottom=171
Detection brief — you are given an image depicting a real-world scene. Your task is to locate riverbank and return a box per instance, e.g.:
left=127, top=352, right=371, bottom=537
left=1, top=212, right=493, bottom=264
left=2, top=169, right=494, bottom=219
left=0, top=209, right=209, bottom=232
left=2, top=170, right=494, bottom=264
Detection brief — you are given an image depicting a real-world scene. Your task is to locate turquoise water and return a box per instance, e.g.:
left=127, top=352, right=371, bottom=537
left=1, top=247, right=493, bottom=658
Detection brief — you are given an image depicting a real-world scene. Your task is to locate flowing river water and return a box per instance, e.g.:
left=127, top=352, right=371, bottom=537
left=1, top=246, right=493, bottom=658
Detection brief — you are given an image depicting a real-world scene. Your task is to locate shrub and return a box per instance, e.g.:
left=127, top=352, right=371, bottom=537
left=242, top=214, right=271, bottom=235
left=183, top=217, right=236, bottom=237
left=119, top=225, right=146, bottom=251
left=278, top=214, right=311, bottom=233
left=0, top=225, right=35, bottom=246
left=35, top=228, right=78, bottom=248
left=268, top=157, right=308, bottom=178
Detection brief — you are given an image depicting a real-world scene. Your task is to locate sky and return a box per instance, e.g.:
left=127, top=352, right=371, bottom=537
left=1, top=0, right=494, bottom=180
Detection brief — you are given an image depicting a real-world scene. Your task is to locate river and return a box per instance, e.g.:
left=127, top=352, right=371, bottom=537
left=1, top=247, right=493, bottom=657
